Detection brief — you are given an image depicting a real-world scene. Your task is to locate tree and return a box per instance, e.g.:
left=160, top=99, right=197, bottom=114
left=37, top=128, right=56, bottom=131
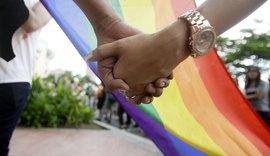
left=216, top=28, right=270, bottom=79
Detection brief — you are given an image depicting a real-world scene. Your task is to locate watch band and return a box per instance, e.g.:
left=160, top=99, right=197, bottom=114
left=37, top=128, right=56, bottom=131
left=180, top=10, right=211, bottom=28
left=179, top=10, right=216, bottom=58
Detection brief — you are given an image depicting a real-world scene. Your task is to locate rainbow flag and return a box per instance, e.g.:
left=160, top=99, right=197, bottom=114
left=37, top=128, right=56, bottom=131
left=41, top=0, right=270, bottom=155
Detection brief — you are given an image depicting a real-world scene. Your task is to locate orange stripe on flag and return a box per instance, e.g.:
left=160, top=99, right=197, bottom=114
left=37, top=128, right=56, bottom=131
left=195, top=50, right=270, bottom=155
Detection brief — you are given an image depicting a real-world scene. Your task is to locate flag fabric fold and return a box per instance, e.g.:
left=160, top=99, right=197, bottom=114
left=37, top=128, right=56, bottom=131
left=41, top=0, right=270, bottom=155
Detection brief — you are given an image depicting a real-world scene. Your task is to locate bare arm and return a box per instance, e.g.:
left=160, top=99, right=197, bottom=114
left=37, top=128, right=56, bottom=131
left=197, top=0, right=266, bottom=35
left=74, top=0, right=121, bottom=36
left=169, top=0, right=268, bottom=61
left=246, top=89, right=264, bottom=100
left=21, top=2, right=51, bottom=33
left=167, top=0, right=268, bottom=61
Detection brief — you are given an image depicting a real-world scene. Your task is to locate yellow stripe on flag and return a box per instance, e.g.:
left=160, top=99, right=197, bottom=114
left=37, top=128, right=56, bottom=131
left=119, top=0, right=156, bottom=33
left=154, top=80, right=226, bottom=155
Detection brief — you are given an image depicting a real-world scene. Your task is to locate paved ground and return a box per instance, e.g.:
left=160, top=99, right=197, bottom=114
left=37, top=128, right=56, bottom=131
left=9, top=102, right=162, bottom=156
left=97, top=113, right=146, bottom=137
left=9, top=127, right=162, bottom=156
left=95, top=104, right=146, bottom=137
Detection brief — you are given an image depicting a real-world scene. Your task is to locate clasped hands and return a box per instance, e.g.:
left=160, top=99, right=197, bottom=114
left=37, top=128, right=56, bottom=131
left=86, top=19, right=189, bottom=104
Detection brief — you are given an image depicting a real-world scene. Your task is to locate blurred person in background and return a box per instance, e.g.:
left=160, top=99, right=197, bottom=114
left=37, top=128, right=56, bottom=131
left=96, top=84, right=107, bottom=121
left=268, top=75, right=270, bottom=107
left=244, top=66, right=270, bottom=127
left=117, top=103, right=131, bottom=129
left=102, top=93, right=116, bottom=123
left=71, top=77, right=82, bottom=95
left=83, top=82, right=98, bottom=109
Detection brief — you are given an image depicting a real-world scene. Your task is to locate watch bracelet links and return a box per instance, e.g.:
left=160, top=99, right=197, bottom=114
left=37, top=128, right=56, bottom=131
left=181, top=10, right=210, bottom=27
left=179, top=10, right=211, bottom=58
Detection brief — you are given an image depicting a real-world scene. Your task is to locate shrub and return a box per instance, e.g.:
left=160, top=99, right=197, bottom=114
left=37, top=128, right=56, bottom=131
left=19, top=75, right=94, bottom=128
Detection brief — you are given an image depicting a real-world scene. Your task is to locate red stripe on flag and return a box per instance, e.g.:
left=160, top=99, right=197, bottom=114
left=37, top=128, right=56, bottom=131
left=195, top=49, right=270, bottom=154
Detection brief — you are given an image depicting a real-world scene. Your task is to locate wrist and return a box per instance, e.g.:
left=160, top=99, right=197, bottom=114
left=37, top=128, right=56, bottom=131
left=158, top=19, right=191, bottom=66
left=95, top=15, right=122, bottom=33
left=172, top=19, right=192, bottom=60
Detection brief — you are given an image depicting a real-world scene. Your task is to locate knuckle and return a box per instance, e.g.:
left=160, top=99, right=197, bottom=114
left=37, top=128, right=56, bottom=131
left=155, top=89, right=163, bottom=97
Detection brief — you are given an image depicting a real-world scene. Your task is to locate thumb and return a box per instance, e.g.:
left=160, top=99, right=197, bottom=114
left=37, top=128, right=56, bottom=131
left=97, top=57, right=129, bottom=92
left=85, top=42, right=119, bottom=62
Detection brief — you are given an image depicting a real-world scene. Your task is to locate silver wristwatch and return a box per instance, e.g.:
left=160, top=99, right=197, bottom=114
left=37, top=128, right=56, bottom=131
left=179, top=10, right=216, bottom=58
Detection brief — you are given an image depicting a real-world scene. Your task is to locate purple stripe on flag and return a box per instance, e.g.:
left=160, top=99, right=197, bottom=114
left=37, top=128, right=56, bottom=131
left=112, top=91, right=180, bottom=156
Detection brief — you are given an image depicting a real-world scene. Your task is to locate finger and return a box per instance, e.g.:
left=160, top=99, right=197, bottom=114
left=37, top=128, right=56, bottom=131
left=85, top=42, right=119, bottom=62
left=127, top=95, right=143, bottom=105
left=145, top=84, right=163, bottom=97
left=107, top=79, right=130, bottom=92
left=167, top=72, right=174, bottom=80
left=125, top=85, right=145, bottom=98
left=154, top=78, right=170, bottom=88
left=125, top=92, right=139, bottom=99
left=141, top=96, right=154, bottom=104
left=153, top=88, right=163, bottom=97
left=145, top=83, right=156, bottom=95
left=101, top=69, right=129, bottom=92
left=98, top=58, right=129, bottom=92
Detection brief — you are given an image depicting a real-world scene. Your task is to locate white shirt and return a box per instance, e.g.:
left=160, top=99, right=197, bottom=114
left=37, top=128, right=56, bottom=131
left=0, top=0, right=40, bottom=85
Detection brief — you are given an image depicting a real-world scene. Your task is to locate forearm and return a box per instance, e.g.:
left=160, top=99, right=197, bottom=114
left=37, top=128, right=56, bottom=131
left=165, top=0, right=266, bottom=64
left=22, top=2, right=51, bottom=33
left=74, top=0, right=121, bottom=33
left=197, top=0, right=266, bottom=35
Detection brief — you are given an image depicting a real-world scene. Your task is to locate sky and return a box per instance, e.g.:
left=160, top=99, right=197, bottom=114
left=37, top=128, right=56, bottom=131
left=39, top=20, right=87, bottom=76
left=39, top=0, right=270, bottom=80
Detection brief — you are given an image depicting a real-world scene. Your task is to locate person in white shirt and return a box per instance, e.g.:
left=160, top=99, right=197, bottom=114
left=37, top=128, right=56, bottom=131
left=0, top=1, right=50, bottom=155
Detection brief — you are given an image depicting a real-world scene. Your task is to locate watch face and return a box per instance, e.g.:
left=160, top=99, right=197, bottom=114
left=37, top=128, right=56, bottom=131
left=195, top=28, right=216, bottom=54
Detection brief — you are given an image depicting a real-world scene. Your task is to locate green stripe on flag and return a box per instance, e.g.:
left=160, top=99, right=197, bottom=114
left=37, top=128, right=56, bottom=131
left=138, top=104, right=164, bottom=126
left=111, top=0, right=124, bottom=19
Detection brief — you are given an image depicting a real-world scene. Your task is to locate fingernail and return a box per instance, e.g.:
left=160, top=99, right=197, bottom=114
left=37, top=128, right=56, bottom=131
left=159, top=82, right=165, bottom=87
left=85, top=53, right=93, bottom=61
left=144, top=99, right=151, bottom=104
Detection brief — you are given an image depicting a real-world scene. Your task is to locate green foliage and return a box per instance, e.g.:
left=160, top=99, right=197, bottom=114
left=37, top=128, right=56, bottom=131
left=19, top=74, right=94, bottom=128
left=216, top=27, right=270, bottom=78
